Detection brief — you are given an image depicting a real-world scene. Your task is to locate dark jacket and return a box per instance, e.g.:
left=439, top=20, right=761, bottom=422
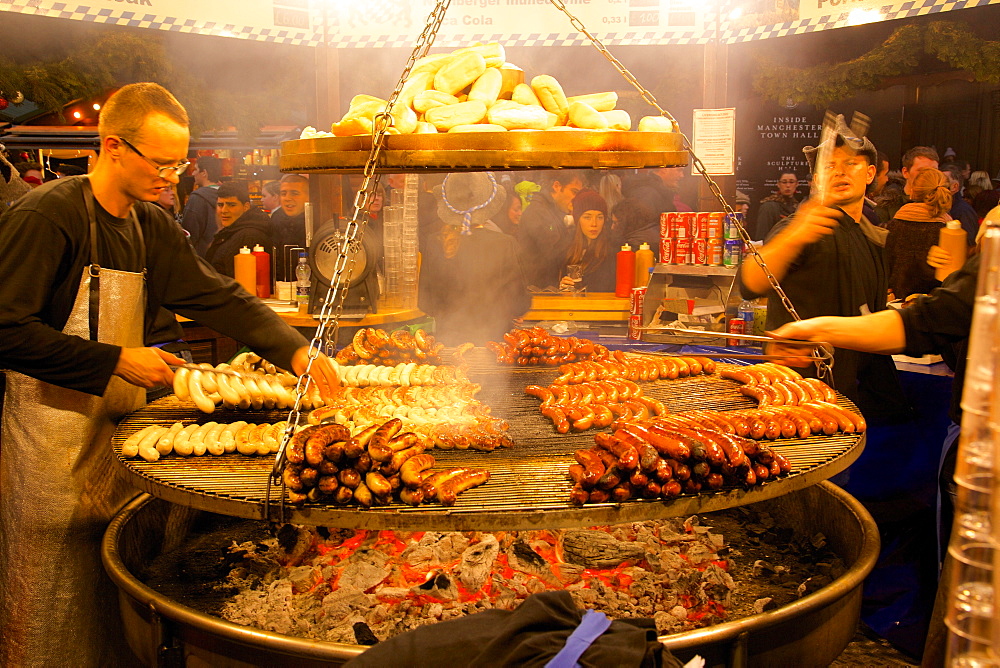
left=270, top=208, right=307, bottom=282
left=622, top=171, right=675, bottom=219
left=205, top=207, right=272, bottom=278
left=517, top=190, right=574, bottom=289
left=180, top=184, right=220, bottom=256
left=754, top=194, right=799, bottom=240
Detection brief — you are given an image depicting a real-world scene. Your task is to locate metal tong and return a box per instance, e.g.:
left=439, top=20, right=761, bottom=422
left=168, top=363, right=268, bottom=381
left=637, top=327, right=834, bottom=363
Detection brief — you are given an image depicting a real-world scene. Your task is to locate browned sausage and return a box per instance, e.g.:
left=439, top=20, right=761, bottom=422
left=573, top=449, right=606, bottom=487
left=400, top=453, right=436, bottom=488
left=721, top=368, right=755, bottom=385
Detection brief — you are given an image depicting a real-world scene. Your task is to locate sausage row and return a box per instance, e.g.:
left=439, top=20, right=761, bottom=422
left=568, top=420, right=792, bottom=506
left=663, top=403, right=866, bottom=439
left=121, top=420, right=287, bottom=461
left=284, top=418, right=490, bottom=507
left=527, top=380, right=668, bottom=432
left=332, top=361, right=468, bottom=387
left=488, top=327, right=605, bottom=366
left=336, top=327, right=445, bottom=366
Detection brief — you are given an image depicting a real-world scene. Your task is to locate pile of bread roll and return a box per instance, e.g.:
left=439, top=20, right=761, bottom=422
left=331, top=41, right=675, bottom=136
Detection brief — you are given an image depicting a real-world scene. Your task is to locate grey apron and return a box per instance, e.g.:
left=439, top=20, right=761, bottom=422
left=1, top=179, right=146, bottom=667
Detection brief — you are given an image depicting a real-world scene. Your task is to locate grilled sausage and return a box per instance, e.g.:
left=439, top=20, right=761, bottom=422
left=438, top=469, right=490, bottom=506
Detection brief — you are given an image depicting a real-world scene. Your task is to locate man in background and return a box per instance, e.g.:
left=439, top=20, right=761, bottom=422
left=902, top=146, right=940, bottom=198
left=754, top=170, right=800, bottom=240
left=260, top=180, right=280, bottom=215
left=181, top=155, right=223, bottom=256
left=205, top=181, right=272, bottom=278
left=270, top=173, right=309, bottom=281
left=517, top=170, right=585, bottom=289
left=942, top=163, right=979, bottom=244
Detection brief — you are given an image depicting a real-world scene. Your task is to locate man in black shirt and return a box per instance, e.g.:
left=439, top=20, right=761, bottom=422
left=0, top=83, right=337, bottom=667
left=517, top=170, right=585, bottom=289
left=270, top=173, right=309, bottom=282
left=180, top=154, right=222, bottom=256
left=205, top=181, right=272, bottom=278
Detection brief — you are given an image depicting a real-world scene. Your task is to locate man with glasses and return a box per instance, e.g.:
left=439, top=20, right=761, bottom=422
left=0, top=83, right=339, bottom=666
left=181, top=153, right=223, bottom=256
left=754, top=169, right=800, bottom=240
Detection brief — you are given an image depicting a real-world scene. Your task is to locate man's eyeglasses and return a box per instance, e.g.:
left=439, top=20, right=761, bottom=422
left=117, top=136, right=190, bottom=178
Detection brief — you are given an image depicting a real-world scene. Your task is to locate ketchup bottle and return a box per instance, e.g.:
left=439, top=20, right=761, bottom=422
left=615, top=243, right=635, bottom=298
left=252, top=244, right=271, bottom=298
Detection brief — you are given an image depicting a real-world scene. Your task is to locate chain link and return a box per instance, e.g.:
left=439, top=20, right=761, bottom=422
left=547, top=0, right=832, bottom=384
left=266, top=0, right=455, bottom=518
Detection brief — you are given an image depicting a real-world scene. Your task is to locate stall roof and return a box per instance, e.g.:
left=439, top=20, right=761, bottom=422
left=0, top=125, right=301, bottom=152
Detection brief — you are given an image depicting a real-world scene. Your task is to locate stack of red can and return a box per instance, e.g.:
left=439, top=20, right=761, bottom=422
left=659, top=212, right=726, bottom=266
left=628, top=286, right=647, bottom=340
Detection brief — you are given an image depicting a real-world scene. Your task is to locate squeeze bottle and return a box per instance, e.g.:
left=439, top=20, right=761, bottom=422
left=234, top=246, right=257, bottom=296
left=634, top=242, right=655, bottom=287
left=934, top=220, right=967, bottom=282
left=615, top=243, right=635, bottom=298
left=295, top=252, right=312, bottom=313
left=252, top=244, right=271, bottom=299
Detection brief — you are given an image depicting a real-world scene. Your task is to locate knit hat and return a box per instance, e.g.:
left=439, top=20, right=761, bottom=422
left=434, top=172, right=506, bottom=235
left=802, top=112, right=877, bottom=172
left=734, top=190, right=750, bottom=206
left=571, top=188, right=608, bottom=223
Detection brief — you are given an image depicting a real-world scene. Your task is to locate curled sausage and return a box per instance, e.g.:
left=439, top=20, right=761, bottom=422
left=438, top=469, right=490, bottom=506
left=400, top=453, right=436, bottom=489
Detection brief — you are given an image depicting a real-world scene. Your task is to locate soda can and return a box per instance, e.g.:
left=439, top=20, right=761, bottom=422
left=629, top=286, right=647, bottom=318
left=723, top=239, right=743, bottom=267
left=659, top=212, right=676, bottom=239
left=727, top=317, right=746, bottom=347
left=693, top=237, right=708, bottom=265
left=695, top=212, right=710, bottom=238
left=707, top=238, right=724, bottom=266
left=677, top=212, right=695, bottom=238
left=707, top=212, right=724, bottom=239
left=660, top=236, right=674, bottom=265
left=673, top=236, right=692, bottom=264
left=724, top=213, right=744, bottom=240
left=628, top=314, right=644, bottom=341
left=752, top=303, right=768, bottom=337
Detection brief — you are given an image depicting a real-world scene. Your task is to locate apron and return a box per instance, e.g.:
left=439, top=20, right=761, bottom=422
left=0, top=179, right=147, bottom=667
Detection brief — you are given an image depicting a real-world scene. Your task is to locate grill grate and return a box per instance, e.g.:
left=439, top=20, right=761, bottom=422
left=111, top=362, right=865, bottom=530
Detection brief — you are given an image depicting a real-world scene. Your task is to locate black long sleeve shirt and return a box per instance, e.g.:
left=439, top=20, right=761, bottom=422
left=0, top=177, right=306, bottom=396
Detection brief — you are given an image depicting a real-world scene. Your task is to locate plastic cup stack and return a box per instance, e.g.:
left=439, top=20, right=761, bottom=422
left=400, top=174, right=420, bottom=310
left=382, top=203, right=403, bottom=310
left=944, top=220, right=1000, bottom=667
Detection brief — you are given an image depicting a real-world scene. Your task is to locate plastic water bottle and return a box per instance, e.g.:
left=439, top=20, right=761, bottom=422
left=295, top=252, right=311, bottom=312
left=737, top=298, right=755, bottom=325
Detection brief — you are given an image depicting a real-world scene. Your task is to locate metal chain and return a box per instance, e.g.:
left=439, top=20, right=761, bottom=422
left=547, top=0, right=833, bottom=384
left=266, top=0, right=455, bottom=518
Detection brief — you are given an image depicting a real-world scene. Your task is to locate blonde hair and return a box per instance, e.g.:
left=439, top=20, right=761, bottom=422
left=910, top=168, right=952, bottom=219
left=968, top=171, right=992, bottom=191
left=98, top=83, right=189, bottom=140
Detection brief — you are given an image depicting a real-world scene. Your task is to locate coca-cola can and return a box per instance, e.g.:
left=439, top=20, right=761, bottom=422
left=677, top=212, right=695, bottom=238
left=629, top=286, right=647, bottom=317
left=628, top=314, right=644, bottom=340
left=727, top=317, right=746, bottom=347
left=660, top=212, right=678, bottom=239
left=693, top=237, right=708, bottom=265
left=659, top=236, right=674, bottom=264
left=707, top=212, right=724, bottom=239
left=695, top=212, right=710, bottom=238
left=673, top=236, right=691, bottom=264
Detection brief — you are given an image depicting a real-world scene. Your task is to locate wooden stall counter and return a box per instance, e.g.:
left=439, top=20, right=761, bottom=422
left=523, top=292, right=630, bottom=323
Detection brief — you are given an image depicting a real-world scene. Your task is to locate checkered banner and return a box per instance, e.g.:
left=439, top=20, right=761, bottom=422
left=725, top=0, right=1000, bottom=44
left=0, top=0, right=995, bottom=47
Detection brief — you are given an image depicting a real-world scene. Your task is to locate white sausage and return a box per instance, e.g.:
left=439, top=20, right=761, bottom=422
left=235, top=423, right=259, bottom=455
left=137, top=426, right=169, bottom=462
left=204, top=421, right=228, bottom=455
left=122, top=425, right=157, bottom=458
left=188, top=370, right=216, bottom=414
left=189, top=421, right=216, bottom=456
left=215, top=367, right=242, bottom=406
left=219, top=421, right=246, bottom=454
left=195, top=363, right=218, bottom=393
left=172, top=424, right=199, bottom=456
left=173, top=367, right=191, bottom=401
left=257, top=375, right=277, bottom=409
left=241, top=375, right=265, bottom=410
left=156, top=422, right=184, bottom=456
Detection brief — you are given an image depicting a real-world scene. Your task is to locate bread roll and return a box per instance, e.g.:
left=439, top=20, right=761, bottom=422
left=453, top=42, right=506, bottom=68
left=349, top=94, right=385, bottom=110
left=425, top=100, right=488, bottom=131
left=331, top=116, right=373, bottom=137
left=390, top=103, right=418, bottom=135
left=468, top=67, right=503, bottom=107
left=434, top=52, right=488, bottom=95
left=488, top=102, right=558, bottom=130
left=448, top=123, right=508, bottom=133
left=530, top=75, right=569, bottom=125
left=410, top=52, right=454, bottom=78
left=415, top=121, right=439, bottom=134
left=567, top=92, right=619, bottom=112
left=512, top=83, right=541, bottom=107
left=568, top=101, right=609, bottom=130
left=638, top=115, right=676, bottom=132
left=601, top=109, right=631, bottom=131
left=413, top=90, right=461, bottom=114
left=397, top=72, right=434, bottom=109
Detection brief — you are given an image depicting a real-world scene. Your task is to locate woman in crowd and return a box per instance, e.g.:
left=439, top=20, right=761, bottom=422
left=559, top=189, right=615, bottom=293
left=495, top=181, right=523, bottom=236
left=610, top=197, right=658, bottom=251
left=885, top=168, right=952, bottom=300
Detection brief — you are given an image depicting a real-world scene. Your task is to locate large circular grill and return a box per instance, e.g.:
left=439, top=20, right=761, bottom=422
left=111, top=359, right=865, bottom=530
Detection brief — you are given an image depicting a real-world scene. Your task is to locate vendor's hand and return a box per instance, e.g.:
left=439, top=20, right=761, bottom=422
left=926, top=244, right=952, bottom=269
left=559, top=275, right=581, bottom=291
left=113, top=347, right=185, bottom=388
left=780, top=200, right=841, bottom=248
left=764, top=318, right=834, bottom=368
left=291, top=346, right=341, bottom=401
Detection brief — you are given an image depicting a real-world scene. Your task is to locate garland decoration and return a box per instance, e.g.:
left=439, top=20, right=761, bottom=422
left=752, top=21, right=1000, bottom=108
left=0, top=32, right=304, bottom=138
